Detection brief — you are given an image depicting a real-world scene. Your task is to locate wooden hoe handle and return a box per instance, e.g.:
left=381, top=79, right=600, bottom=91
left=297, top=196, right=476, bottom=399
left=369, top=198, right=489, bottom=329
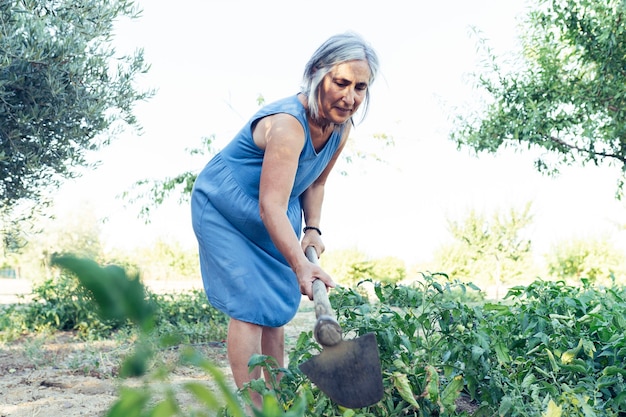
left=305, top=246, right=343, bottom=347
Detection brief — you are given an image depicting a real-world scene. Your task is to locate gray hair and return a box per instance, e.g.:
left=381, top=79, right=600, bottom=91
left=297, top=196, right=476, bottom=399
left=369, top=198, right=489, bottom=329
left=301, top=32, right=379, bottom=124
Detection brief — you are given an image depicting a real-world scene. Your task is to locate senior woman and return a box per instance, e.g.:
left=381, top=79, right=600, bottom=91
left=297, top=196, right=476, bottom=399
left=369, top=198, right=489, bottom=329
left=191, top=31, right=379, bottom=406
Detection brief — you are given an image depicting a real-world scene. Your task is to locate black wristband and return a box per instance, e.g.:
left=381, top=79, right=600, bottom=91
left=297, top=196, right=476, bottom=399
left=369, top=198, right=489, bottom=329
left=303, top=226, right=322, bottom=236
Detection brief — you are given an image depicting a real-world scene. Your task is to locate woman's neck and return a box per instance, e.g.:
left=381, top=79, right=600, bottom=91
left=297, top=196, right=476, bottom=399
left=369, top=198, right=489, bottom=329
left=309, top=115, right=334, bottom=135
left=298, top=93, right=335, bottom=134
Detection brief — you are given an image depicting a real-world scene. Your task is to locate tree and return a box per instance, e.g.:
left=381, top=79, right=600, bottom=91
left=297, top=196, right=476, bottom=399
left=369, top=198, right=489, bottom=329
left=13, top=200, right=104, bottom=279
left=451, top=0, right=626, bottom=197
left=320, top=248, right=370, bottom=287
left=108, top=239, right=201, bottom=282
left=319, top=248, right=406, bottom=287
left=433, top=203, right=535, bottom=298
left=0, top=0, right=152, bottom=216
left=370, top=255, right=406, bottom=284
left=545, top=235, right=626, bottom=284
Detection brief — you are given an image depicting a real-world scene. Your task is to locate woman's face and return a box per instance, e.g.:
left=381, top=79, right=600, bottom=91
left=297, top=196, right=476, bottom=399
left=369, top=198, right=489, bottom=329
left=317, top=60, right=371, bottom=125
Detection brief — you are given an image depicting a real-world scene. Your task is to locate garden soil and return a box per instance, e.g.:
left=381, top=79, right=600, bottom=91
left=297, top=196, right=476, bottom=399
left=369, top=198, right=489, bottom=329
left=0, top=278, right=317, bottom=417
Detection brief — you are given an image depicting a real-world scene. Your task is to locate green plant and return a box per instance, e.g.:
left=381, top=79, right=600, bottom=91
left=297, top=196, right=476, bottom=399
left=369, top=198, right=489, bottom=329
left=282, top=274, right=484, bottom=416
left=451, top=0, right=626, bottom=197
left=0, top=303, right=28, bottom=341
left=50, top=254, right=306, bottom=417
left=281, top=275, right=625, bottom=416
left=0, top=267, right=228, bottom=344
left=433, top=204, right=535, bottom=288
left=151, top=290, right=229, bottom=344
left=545, top=236, right=626, bottom=284
left=9, top=252, right=625, bottom=416
left=490, top=279, right=626, bottom=415
left=1, top=0, right=153, bottom=215
left=24, top=273, right=122, bottom=338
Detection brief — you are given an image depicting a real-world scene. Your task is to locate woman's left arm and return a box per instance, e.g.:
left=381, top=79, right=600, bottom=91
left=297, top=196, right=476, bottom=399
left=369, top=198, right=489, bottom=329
left=300, top=125, right=351, bottom=255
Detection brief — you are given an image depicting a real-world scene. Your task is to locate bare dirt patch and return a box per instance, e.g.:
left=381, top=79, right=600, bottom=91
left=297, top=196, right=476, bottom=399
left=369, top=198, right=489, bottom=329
left=0, top=332, right=122, bottom=417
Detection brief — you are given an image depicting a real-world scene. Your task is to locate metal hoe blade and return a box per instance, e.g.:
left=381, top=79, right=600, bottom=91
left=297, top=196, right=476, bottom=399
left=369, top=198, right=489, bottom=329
left=299, top=332, right=383, bottom=409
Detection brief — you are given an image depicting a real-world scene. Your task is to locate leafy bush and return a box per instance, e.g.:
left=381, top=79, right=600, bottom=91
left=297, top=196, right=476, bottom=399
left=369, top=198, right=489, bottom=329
left=280, top=275, right=625, bottom=416
left=491, top=279, right=626, bottom=415
left=151, top=290, right=229, bottom=344
left=0, top=270, right=228, bottom=343
left=282, top=275, right=485, bottom=416
left=1, top=274, right=121, bottom=339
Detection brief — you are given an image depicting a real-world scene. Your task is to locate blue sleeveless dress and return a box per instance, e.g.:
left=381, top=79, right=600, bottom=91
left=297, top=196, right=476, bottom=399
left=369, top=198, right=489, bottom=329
left=191, top=95, right=343, bottom=327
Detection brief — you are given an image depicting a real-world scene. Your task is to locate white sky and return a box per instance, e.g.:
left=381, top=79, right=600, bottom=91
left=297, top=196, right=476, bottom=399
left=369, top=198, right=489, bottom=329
left=54, top=0, right=626, bottom=265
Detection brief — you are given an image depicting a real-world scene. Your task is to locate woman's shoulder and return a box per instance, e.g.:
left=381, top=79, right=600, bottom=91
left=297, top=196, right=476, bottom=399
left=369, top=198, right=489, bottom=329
left=259, top=94, right=305, bottom=116
left=249, top=94, right=308, bottom=133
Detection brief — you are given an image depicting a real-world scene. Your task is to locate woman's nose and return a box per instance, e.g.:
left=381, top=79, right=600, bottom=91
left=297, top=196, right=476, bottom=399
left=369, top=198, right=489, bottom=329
left=343, top=88, right=356, bottom=106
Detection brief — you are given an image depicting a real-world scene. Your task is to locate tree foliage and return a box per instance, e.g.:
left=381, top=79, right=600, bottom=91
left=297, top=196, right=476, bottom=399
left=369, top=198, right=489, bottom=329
left=545, top=235, right=626, bottom=284
left=8, top=200, right=104, bottom=279
left=434, top=203, right=534, bottom=289
left=370, top=255, right=406, bottom=284
left=451, top=0, right=626, bottom=197
left=108, top=238, right=201, bottom=282
left=319, top=247, right=406, bottom=287
left=0, top=0, right=152, bottom=214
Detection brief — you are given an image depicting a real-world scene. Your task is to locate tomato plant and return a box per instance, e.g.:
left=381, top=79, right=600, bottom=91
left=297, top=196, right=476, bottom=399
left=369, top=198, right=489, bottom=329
left=280, top=276, right=626, bottom=416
